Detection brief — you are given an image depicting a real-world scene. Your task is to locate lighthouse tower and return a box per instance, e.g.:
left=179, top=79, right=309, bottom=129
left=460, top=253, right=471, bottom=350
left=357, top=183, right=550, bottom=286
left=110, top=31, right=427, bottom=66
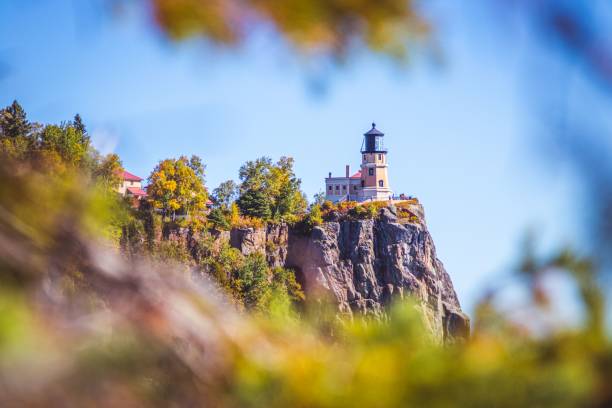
left=324, top=123, right=393, bottom=203
left=359, top=123, right=393, bottom=201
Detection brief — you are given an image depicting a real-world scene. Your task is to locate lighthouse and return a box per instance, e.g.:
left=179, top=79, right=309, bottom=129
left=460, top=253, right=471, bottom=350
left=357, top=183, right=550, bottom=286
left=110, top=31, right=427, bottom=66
left=359, top=123, right=392, bottom=201
left=324, top=123, right=393, bottom=203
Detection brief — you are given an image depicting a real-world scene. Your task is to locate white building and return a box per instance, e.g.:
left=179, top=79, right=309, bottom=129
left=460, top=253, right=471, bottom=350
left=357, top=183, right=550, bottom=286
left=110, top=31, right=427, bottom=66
left=117, top=170, right=147, bottom=202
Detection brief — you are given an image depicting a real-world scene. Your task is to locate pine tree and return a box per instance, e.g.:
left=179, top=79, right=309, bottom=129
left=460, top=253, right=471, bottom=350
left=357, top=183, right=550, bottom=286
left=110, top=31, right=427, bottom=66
left=73, top=113, right=86, bottom=135
left=208, top=207, right=231, bottom=230
left=0, top=100, right=31, bottom=138
left=237, top=188, right=272, bottom=220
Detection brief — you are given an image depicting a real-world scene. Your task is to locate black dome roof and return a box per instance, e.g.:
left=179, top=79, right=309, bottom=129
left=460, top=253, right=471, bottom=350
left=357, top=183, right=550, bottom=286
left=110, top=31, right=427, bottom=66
left=364, top=122, right=384, bottom=136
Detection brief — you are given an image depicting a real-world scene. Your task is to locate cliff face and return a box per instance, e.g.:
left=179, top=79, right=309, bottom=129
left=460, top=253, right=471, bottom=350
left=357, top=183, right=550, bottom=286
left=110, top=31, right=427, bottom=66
left=229, top=204, right=469, bottom=342
left=230, top=223, right=288, bottom=267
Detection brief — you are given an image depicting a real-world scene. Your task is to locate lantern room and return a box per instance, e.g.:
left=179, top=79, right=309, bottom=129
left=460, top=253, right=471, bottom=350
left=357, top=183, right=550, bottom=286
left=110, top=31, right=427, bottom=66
left=361, top=123, right=386, bottom=153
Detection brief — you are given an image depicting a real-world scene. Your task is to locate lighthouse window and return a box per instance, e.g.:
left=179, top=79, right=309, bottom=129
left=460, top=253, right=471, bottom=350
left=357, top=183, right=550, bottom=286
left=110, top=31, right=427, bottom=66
left=368, top=168, right=374, bottom=176
left=379, top=180, right=384, bottom=187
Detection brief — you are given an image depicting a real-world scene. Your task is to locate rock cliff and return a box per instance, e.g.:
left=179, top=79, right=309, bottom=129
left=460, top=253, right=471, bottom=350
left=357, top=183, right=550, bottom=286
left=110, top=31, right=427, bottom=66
left=229, top=203, right=469, bottom=342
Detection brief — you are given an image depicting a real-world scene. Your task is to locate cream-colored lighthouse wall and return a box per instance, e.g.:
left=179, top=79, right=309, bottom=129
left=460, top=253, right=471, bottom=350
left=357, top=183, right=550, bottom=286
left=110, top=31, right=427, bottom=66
left=361, top=153, right=390, bottom=190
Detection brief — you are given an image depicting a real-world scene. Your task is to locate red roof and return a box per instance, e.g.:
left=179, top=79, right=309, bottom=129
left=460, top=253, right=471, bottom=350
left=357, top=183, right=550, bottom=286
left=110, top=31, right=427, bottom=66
left=350, top=171, right=362, bottom=179
left=126, top=187, right=147, bottom=197
left=121, top=170, right=143, bottom=182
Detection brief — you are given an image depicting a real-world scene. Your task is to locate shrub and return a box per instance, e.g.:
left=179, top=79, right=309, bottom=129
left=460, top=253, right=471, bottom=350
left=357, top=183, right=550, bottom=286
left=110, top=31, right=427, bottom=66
left=395, top=201, right=420, bottom=223
left=210, top=244, right=245, bottom=295
left=321, top=200, right=336, bottom=212
left=337, top=201, right=358, bottom=215
left=153, top=240, right=193, bottom=265
left=303, top=204, right=323, bottom=231
left=232, top=253, right=273, bottom=312
left=272, top=266, right=305, bottom=303
left=120, top=215, right=146, bottom=257
left=231, top=215, right=266, bottom=229
left=348, top=202, right=383, bottom=220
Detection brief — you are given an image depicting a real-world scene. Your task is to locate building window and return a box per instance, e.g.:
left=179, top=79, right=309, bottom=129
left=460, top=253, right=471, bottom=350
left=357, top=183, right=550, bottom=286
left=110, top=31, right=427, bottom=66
left=379, top=180, right=384, bottom=187
left=353, top=185, right=357, bottom=190
left=361, top=180, right=365, bottom=187
left=342, top=185, right=346, bottom=190
left=378, top=154, right=382, bottom=161
left=335, top=185, right=339, bottom=190
left=368, top=168, right=374, bottom=176
left=363, top=154, right=366, bottom=161
left=328, top=185, right=332, bottom=191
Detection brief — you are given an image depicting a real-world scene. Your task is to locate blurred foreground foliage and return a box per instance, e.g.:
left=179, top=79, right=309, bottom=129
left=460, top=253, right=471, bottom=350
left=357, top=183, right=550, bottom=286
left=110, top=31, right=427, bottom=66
left=142, top=0, right=429, bottom=59
left=4, top=0, right=612, bottom=404
left=1, top=113, right=612, bottom=407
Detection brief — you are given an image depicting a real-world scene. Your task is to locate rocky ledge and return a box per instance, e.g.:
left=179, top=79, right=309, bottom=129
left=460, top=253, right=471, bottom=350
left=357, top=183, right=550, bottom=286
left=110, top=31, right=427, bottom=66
left=230, top=203, right=469, bottom=342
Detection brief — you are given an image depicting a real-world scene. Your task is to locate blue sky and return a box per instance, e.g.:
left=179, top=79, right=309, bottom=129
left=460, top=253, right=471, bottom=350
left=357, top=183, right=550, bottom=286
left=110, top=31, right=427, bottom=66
left=1, top=0, right=585, bottom=313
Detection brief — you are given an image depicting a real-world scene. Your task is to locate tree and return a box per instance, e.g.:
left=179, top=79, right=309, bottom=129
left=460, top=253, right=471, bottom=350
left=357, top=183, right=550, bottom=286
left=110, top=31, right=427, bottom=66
left=187, top=155, right=205, bottom=181
left=268, top=156, right=307, bottom=220
left=237, top=157, right=273, bottom=220
left=237, top=156, right=306, bottom=222
left=147, top=157, right=208, bottom=221
left=239, top=157, right=272, bottom=191
left=213, top=180, right=238, bottom=209
left=208, top=207, right=231, bottom=231
left=0, top=102, right=119, bottom=181
left=0, top=100, right=31, bottom=139
left=233, top=253, right=272, bottom=311
left=237, top=187, right=272, bottom=220
left=73, top=114, right=86, bottom=135
left=39, top=124, right=91, bottom=168
left=93, top=153, right=124, bottom=190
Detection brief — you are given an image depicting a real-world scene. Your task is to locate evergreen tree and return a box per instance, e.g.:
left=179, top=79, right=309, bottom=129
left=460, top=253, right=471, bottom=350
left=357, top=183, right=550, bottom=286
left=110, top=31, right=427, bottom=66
left=237, top=188, right=272, bottom=219
left=208, top=207, right=231, bottom=230
left=73, top=113, right=86, bottom=135
left=0, top=100, right=31, bottom=138
left=39, top=124, right=91, bottom=168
